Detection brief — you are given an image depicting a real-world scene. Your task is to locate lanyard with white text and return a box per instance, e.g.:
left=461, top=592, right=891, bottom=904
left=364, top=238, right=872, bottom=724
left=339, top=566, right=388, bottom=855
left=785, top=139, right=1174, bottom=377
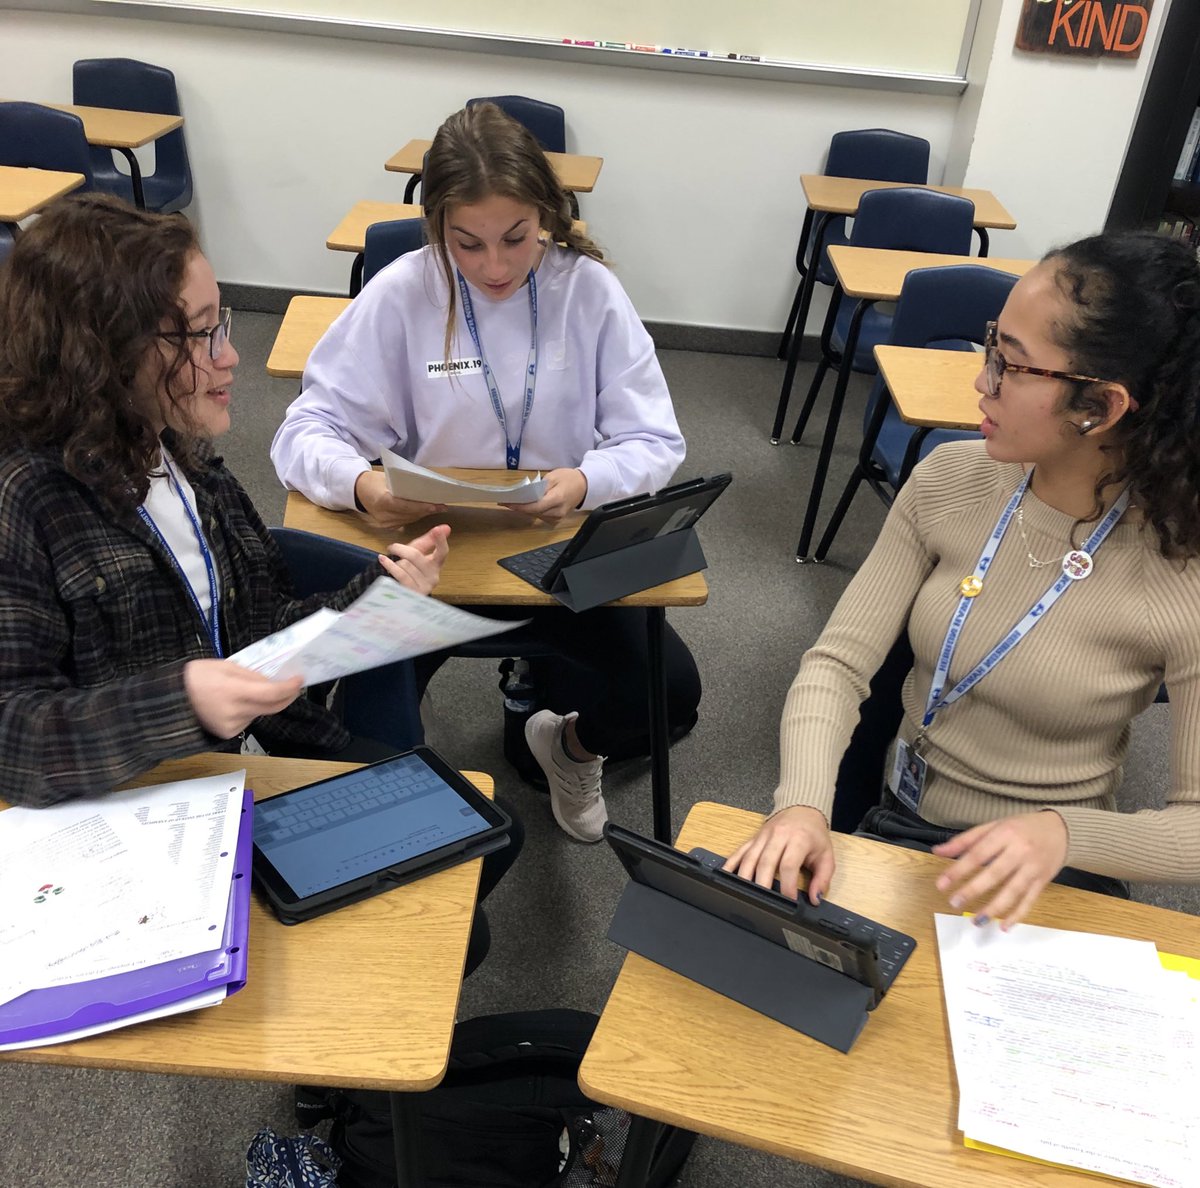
left=137, top=460, right=223, bottom=658
left=455, top=268, right=538, bottom=470
left=922, top=474, right=1130, bottom=731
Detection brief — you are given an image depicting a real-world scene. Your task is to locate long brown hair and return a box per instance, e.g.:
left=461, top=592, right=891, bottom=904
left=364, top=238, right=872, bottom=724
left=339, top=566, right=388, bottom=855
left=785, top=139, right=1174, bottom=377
left=423, top=102, right=606, bottom=364
left=0, top=192, right=200, bottom=513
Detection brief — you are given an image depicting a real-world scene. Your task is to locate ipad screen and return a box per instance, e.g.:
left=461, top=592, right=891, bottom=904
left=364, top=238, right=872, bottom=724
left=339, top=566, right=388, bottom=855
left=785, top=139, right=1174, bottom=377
left=254, top=751, right=493, bottom=899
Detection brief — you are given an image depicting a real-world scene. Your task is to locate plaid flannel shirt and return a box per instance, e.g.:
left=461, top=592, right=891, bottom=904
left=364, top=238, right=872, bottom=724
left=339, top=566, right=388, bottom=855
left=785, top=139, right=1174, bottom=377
left=0, top=441, right=375, bottom=807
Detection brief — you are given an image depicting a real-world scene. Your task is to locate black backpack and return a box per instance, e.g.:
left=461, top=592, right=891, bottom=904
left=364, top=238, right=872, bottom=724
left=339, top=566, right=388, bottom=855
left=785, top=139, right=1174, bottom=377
left=295, top=1009, right=695, bottom=1188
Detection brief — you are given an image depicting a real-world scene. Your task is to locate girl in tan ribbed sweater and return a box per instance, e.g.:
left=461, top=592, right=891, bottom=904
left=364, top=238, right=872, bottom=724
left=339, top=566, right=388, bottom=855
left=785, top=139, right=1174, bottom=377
left=729, top=231, right=1200, bottom=929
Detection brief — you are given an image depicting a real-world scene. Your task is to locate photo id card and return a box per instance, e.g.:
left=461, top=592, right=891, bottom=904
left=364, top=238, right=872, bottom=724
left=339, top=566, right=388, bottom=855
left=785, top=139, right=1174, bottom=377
left=889, top=738, right=927, bottom=813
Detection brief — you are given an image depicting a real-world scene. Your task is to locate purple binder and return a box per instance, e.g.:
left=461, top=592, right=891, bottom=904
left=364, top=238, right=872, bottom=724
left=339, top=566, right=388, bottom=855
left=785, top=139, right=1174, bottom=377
left=0, top=787, right=254, bottom=1047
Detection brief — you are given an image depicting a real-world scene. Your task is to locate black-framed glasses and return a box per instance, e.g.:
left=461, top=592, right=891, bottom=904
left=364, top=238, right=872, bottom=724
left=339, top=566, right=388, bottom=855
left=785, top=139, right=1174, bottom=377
left=159, top=307, right=232, bottom=361
left=983, top=320, right=1109, bottom=396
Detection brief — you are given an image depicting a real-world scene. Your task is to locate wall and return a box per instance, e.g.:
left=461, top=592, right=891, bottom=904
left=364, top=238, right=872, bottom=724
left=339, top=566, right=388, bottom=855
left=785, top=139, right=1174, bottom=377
left=0, top=7, right=960, bottom=332
left=0, top=3, right=1173, bottom=331
left=959, top=0, right=1172, bottom=259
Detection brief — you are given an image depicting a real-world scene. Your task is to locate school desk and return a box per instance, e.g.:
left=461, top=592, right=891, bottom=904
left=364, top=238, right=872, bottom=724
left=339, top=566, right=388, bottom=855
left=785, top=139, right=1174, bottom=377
left=385, top=138, right=603, bottom=207
left=0, top=164, right=84, bottom=224
left=794, top=247, right=1035, bottom=563
left=266, top=295, right=351, bottom=378
left=283, top=477, right=709, bottom=842
left=3, top=101, right=183, bottom=210
left=772, top=176, right=1016, bottom=444
left=0, top=753, right=494, bottom=1188
left=579, top=799, right=1200, bottom=1188
left=326, top=199, right=589, bottom=295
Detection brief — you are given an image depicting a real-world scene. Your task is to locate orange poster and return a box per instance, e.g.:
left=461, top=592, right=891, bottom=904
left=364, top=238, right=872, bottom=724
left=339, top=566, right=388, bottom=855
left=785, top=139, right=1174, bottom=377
left=1015, top=0, right=1153, bottom=58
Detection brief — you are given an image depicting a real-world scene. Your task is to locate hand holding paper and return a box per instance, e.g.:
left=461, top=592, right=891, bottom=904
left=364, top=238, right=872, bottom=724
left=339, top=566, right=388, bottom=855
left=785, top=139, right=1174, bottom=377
left=381, top=449, right=547, bottom=505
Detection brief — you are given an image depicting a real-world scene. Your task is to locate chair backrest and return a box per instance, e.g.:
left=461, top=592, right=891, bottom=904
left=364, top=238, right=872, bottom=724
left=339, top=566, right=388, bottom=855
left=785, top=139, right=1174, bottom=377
left=850, top=187, right=975, bottom=256
left=825, top=129, right=929, bottom=185
left=0, top=102, right=95, bottom=185
left=73, top=58, right=192, bottom=210
left=466, top=95, right=566, bottom=153
left=268, top=527, right=424, bottom=751
left=888, top=264, right=1020, bottom=351
left=363, top=218, right=426, bottom=288
left=0, top=222, right=14, bottom=268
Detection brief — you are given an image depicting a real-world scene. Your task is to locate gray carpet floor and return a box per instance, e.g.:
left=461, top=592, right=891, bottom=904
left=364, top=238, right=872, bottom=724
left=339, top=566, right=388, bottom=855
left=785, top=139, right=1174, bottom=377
left=0, top=311, right=1186, bottom=1188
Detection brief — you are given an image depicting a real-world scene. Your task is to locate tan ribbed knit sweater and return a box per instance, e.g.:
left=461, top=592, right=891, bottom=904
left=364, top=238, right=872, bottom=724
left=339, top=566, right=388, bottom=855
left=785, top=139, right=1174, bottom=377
left=775, top=440, right=1200, bottom=882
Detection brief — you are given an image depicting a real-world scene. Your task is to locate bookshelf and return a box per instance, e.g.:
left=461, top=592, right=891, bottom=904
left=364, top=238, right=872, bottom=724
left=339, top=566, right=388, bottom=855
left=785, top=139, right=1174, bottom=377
left=1107, top=3, right=1200, bottom=236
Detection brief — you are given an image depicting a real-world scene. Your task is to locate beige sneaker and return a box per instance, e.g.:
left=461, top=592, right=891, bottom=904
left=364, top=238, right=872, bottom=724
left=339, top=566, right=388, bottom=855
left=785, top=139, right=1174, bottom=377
left=524, top=710, right=608, bottom=843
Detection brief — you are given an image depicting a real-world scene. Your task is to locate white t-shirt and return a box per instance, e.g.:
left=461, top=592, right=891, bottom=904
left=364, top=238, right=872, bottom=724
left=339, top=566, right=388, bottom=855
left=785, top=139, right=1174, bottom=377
left=140, top=449, right=217, bottom=621
left=270, top=244, right=685, bottom=511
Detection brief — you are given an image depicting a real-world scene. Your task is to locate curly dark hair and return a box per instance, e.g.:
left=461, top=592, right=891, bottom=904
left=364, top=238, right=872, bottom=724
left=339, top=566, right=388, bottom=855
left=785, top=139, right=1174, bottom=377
left=423, top=102, right=607, bottom=367
left=0, top=192, right=201, bottom=513
left=1044, top=231, right=1200, bottom=559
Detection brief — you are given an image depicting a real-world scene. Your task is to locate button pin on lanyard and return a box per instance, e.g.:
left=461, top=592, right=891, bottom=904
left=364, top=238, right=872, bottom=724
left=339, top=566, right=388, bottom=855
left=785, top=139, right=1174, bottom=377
left=137, top=459, right=223, bottom=658
left=922, top=473, right=1130, bottom=742
left=456, top=269, right=539, bottom=470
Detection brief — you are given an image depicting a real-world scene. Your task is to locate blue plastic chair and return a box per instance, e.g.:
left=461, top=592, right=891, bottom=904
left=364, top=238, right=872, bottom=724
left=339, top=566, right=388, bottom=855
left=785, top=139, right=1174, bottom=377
left=73, top=58, right=192, bottom=213
left=811, top=264, right=1019, bottom=562
left=792, top=188, right=977, bottom=561
left=0, top=102, right=95, bottom=186
left=269, top=527, right=423, bottom=750
left=466, top=95, right=566, bottom=152
left=359, top=217, right=426, bottom=292
left=777, top=129, right=929, bottom=363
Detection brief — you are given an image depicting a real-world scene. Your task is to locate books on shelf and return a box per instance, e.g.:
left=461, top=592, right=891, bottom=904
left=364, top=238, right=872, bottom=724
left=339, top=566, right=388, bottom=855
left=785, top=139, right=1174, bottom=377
left=1173, top=107, right=1200, bottom=183
left=0, top=772, right=253, bottom=1050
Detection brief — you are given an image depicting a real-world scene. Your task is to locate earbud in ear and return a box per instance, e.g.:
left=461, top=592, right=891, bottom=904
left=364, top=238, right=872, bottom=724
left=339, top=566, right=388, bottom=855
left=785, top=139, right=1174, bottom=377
left=1078, top=420, right=1097, bottom=436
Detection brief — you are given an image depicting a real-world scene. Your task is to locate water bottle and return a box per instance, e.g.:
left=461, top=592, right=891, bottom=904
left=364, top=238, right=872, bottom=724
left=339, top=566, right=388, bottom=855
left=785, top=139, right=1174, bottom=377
left=498, top=658, right=547, bottom=789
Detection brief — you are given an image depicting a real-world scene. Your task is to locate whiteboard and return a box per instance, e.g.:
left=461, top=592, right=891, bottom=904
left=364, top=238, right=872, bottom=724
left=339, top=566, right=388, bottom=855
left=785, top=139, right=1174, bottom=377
left=94, top=0, right=978, bottom=79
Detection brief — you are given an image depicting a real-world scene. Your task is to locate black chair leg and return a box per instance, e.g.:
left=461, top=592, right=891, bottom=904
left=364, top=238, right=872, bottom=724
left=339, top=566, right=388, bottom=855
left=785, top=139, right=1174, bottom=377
left=777, top=207, right=815, bottom=359
left=777, top=277, right=806, bottom=362
left=813, top=464, right=866, bottom=562
left=789, top=359, right=830, bottom=445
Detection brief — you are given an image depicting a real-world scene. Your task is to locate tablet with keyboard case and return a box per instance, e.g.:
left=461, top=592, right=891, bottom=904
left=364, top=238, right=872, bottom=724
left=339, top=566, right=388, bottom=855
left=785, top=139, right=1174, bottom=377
left=252, top=747, right=511, bottom=924
left=604, top=823, right=915, bottom=1008
left=498, top=473, right=731, bottom=595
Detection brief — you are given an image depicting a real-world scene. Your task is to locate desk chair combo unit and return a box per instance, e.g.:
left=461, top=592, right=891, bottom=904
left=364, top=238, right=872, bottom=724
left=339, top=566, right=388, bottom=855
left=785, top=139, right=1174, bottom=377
left=775, top=128, right=930, bottom=389
left=72, top=58, right=192, bottom=213
left=809, top=264, right=1019, bottom=563
left=788, top=187, right=976, bottom=561
left=0, top=101, right=95, bottom=199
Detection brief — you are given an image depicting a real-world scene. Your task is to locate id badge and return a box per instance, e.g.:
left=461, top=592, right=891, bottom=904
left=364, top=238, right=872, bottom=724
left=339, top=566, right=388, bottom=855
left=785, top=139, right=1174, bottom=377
left=889, top=737, right=927, bottom=813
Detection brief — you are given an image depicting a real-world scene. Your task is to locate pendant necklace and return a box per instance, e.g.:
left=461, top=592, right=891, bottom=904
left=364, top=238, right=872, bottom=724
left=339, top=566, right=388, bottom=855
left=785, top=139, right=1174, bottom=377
left=1016, top=493, right=1094, bottom=581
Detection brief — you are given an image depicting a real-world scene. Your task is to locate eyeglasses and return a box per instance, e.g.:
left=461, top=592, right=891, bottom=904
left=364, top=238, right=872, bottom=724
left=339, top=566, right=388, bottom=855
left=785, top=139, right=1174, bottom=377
left=982, top=321, right=1110, bottom=396
left=159, top=307, right=232, bottom=361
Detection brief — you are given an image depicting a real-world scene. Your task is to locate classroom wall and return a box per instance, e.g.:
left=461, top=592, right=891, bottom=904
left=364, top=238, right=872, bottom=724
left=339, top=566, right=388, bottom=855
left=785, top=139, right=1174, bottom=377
left=0, top=3, right=1172, bottom=333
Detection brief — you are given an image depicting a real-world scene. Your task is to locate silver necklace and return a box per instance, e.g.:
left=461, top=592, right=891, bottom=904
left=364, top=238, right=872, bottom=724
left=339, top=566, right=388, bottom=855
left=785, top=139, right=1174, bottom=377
left=1015, top=498, right=1058, bottom=568
left=1015, top=493, right=1098, bottom=581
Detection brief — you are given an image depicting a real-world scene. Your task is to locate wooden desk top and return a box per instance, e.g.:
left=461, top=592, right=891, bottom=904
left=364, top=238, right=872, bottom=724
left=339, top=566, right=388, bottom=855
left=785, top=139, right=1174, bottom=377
left=827, top=245, right=1036, bottom=303
left=0, top=164, right=84, bottom=222
left=0, top=754, right=491, bottom=1091
left=875, top=346, right=984, bottom=430
left=579, top=801, right=1200, bottom=1187
left=326, top=199, right=589, bottom=254
left=284, top=474, right=710, bottom=609
left=800, top=174, right=1017, bottom=230
left=2, top=101, right=183, bottom=148
left=266, top=295, right=351, bottom=378
left=385, top=139, right=604, bottom=193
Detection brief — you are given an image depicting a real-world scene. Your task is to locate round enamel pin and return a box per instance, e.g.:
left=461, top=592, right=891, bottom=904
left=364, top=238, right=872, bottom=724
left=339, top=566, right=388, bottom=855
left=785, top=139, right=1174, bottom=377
left=959, top=575, right=983, bottom=598
left=1062, top=549, right=1094, bottom=581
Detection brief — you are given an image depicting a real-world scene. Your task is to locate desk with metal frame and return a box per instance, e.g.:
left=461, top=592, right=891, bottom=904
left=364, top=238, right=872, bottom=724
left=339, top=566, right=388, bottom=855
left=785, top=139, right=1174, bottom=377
left=772, top=176, right=1016, bottom=445
left=580, top=799, right=1200, bottom=1188
left=283, top=479, right=708, bottom=843
left=794, top=247, right=1034, bottom=562
left=0, top=752, right=495, bottom=1188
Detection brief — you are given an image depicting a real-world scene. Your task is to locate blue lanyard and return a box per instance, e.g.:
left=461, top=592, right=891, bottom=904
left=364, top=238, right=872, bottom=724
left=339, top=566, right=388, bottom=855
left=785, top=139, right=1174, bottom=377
left=455, top=269, right=538, bottom=470
left=923, top=474, right=1130, bottom=730
left=137, top=458, right=223, bottom=658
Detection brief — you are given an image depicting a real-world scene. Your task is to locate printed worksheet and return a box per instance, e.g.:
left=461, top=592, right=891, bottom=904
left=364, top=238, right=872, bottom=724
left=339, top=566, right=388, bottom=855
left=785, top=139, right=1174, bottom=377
left=381, top=449, right=547, bottom=504
left=230, top=576, right=527, bottom=684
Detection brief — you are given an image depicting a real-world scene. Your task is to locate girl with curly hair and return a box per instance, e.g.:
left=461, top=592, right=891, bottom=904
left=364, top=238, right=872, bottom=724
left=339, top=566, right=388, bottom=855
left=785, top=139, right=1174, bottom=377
left=0, top=194, right=450, bottom=809
left=729, top=231, right=1200, bottom=927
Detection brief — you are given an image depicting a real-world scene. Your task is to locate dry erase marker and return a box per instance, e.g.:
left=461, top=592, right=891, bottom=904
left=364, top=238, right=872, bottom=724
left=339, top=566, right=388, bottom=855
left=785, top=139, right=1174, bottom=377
left=600, top=40, right=625, bottom=49
left=738, top=54, right=762, bottom=62
left=563, top=39, right=598, bottom=46
left=664, top=48, right=709, bottom=57
left=626, top=43, right=659, bottom=53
